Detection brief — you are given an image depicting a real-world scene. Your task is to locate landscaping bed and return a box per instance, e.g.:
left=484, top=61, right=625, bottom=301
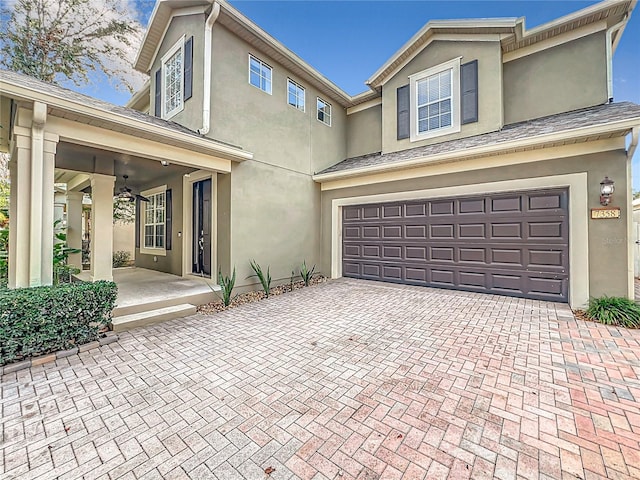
left=197, top=275, right=327, bottom=314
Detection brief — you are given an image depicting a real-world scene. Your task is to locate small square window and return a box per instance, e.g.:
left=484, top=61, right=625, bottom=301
left=317, top=97, right=331, bottom=126
left=287, top=79, right=305, bottom=111
left=249, top=55, right=272, bottom=94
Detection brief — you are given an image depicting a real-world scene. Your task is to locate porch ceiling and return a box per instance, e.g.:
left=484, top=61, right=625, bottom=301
left=55, top=141, right=196, bottom=192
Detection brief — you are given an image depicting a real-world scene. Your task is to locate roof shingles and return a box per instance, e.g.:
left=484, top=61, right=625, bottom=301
left=318, top=102, right=640, bottom=176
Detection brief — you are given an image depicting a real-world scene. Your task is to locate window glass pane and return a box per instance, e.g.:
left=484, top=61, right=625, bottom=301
left=441, top=99, right=451, bottom=113
left=418, top=105, right=428, bottom=121
left=418, top=119, right=428, bottom=133
left=440, top=71, right=451, bottom=97
left=429, top=116, right=439, bottom=130
left=441, top=112, right=452, bottom=127
left=427, top=76, right=439, bottom=102
left=428, top=103, right=439, bottom=117
left=417, top=79, right=428, bottom=105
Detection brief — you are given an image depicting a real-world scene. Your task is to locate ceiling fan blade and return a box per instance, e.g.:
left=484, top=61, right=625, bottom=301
left=136, top=194, right=150, bottom=202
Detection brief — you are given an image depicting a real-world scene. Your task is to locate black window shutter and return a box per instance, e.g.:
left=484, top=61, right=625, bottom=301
left=461, top=60, right=478, bottom=124
left=165, top=189, right=172, bottom=251
left=184, top=37, right=193, bottom=101
left=397, top=84, right=410, bottom=140
left=154, top=68, right=162, bottom=117
left=135, top=198, right=140, bottom=248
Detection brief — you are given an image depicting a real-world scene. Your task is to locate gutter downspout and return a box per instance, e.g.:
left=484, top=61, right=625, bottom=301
left=628, top=126, right=639, bottom=160
left=199, top=1, right=220, bottom=135
left=606, top=17, right=627, bottom=103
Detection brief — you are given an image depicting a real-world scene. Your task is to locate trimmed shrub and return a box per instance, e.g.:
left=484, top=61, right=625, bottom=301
left=0, top=281, right=118, bottom=365
left=113, top=250, right=132, bottom=268
left=585, top=296, right=640, bottom=328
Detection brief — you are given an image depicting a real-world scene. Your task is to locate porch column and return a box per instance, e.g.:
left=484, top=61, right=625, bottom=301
left=89, top=173, right=115, bottom=282
left=66, top=191, right=84, bottom=270
left=8, top=102, right=58, bottom=288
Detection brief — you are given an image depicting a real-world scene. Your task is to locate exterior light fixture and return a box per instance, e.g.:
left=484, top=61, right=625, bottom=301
left=160, top=160, right=169, bottom=167
left=599, top=176, right=615, bottom=206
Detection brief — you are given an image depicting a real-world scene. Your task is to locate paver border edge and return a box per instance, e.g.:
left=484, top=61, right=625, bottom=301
left=0, top=331, right=119, bottom=376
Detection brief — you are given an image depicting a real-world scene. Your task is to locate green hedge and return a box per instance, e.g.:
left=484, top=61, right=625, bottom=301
left=0, top=281, right=117, bottom=365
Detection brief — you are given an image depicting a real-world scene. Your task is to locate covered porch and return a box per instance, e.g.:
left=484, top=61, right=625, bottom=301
left=0, top=69, right=252, bottom=290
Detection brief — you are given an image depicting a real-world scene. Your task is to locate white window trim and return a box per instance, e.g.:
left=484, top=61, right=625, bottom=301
left=409, top=57, right=461, bottom=142
left=140, top=184, right=167, bottom=256
left=248, top=54, right=272, bottom=95
left=161, top=36, right=185, bottom=120
left=317, top=97, right=332, bottom=126
left=287, top=78, right=305, bottom=112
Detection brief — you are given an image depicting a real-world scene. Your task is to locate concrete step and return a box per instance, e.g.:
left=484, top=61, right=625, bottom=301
left=112, top=290, right=216, bottom=317
left=112, top=303, right=197, bottom=332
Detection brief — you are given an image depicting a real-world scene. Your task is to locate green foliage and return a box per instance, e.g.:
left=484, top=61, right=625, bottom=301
left=585, top=296, right=640, bottom=328
left=299, top=261, right=316, bottom=287
left=53, top=219, right=81, bottom=284
left=0, top=0, right=142, bottom=92
left=112, top=250, right=131, bottom=268
left=217, top=268, right=236, bottom=307
left=0, top=281, right=117, bottom=365
left=248, top=260, right=271, bottom=297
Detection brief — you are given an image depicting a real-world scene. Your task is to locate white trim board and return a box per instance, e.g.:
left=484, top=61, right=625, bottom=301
left=330, top=173, right=589, bottom=308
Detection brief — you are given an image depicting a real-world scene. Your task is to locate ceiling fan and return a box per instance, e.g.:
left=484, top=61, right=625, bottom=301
left=116, top=175, right=150, bottom=202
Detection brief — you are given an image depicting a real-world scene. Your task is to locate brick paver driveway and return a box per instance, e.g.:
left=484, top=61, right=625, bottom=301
left=2, top=279, right=640, bottom=480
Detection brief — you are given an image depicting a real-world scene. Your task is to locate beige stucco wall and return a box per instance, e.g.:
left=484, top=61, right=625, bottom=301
left=382, top=40, right=503, bottom=154
left=347, top=104, right=383, bottom=158
left=503, top=32, right=608, bottom=124
left=135, top=173, right=184, bottom=276
left=320, top=148, right=630, bottom=300
left=202, top=24, right=345, bottom=287
left=113, top=222, right=135, bottom=258
left=150, top=14, right=205, bottom=131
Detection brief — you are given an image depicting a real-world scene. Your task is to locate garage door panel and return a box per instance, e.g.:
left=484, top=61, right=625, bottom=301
left=491, top=196, right=522, bottom=213
left=459, top=198, right=485, bottom=214
left=491, top=223, right=522, bottom=239
left=529, top=192, right=561, bottom=211
left=430, top=201, right=455, bottom=215
left=459, top=223, right=486, bottom=239
left=342, top=188, right=568, bottom=301
left=405, top=203, right=427, bottom=217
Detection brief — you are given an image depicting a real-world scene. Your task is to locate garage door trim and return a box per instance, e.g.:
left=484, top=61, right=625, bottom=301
left=330, top=173, right=589, bottom=307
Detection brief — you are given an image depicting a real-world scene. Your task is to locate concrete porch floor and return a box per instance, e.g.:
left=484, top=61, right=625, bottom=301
left=75, top=268, right=216, bottom=328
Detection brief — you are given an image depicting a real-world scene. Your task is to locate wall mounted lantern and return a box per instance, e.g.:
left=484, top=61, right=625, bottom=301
left=599, top=176, right=615, bottom=206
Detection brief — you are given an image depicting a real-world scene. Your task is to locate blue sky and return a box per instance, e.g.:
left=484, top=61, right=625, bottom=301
left=84, top=0, right=640, bottom=186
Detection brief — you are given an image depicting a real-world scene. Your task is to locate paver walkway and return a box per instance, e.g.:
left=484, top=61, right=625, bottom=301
left=2, top=279, right=640, bottom=480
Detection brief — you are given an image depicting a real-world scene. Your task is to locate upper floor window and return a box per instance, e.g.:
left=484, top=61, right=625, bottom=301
left=317, top=97, right=331, bottom=126
left=249, top=55, right=272, bottom=94
left=409, top=57, right=460, bottom=141
left=287, top=79, right=305, bottom=111
left=161, top=37, right=184, bottom=119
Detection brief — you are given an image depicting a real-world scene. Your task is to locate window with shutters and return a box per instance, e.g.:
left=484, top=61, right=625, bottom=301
left=408, top=57, right=461, bottom=142
left=140, top=185, right=167, bottom=256
left=161, top=37, right=185, bottom=119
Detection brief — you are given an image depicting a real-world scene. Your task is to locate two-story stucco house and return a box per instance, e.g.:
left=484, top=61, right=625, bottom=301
left=1, top=0, right=639, bottom=317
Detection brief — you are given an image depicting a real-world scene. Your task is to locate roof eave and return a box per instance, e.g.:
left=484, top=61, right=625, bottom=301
left=0, top=77, right=253, bottom=163
left=313, top=118, right=640, bottom=183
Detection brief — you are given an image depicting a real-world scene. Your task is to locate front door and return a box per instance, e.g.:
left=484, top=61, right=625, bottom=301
left=192, top=179, right=212, bottom=276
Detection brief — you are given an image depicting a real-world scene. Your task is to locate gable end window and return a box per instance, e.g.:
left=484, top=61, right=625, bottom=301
left=409, top=57, right=461, bottom=141
left=317, top=97, right=331, bottom=126
left=287, top=79, right=305, bottom=111
left=154, top=36, right=193, bottom=119
left=249, top=55, right=272, bottom=94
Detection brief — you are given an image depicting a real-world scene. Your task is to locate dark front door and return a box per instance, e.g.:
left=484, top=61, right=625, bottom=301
left=193, top=179, right=212, bottom=276
left=342, top=188, right=569, bottom=302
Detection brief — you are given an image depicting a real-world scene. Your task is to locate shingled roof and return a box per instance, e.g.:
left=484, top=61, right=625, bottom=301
left=317, top=102, right=640, bottom=177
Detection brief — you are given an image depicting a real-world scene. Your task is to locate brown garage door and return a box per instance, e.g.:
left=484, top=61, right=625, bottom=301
left=342, top=188, right=569, bottom=302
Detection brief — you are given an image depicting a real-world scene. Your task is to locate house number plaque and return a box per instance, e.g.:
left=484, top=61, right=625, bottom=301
left=591, top=207, right=621, bottom=219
